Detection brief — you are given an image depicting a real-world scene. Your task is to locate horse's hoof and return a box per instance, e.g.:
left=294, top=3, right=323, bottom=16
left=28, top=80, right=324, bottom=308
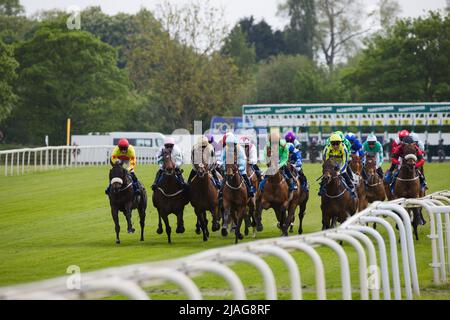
left=289, top=226, right=294, bottom=233
left=156, top=227, right=163, bottom=234
left=195, top=228, right=201, bottom=235
left=128, top=228, right=135, bottom=234
left=298, top=229, right=303, bottom=235
left=116, top=240, right=120, bottom=244
left=256, top=225, right=263, bottom=232
left=140, top=238, right=144, bottom=242
left=237, top=233, right=244, bottom=240
left=212, top=224, right=220, bottom=232
left=203, top=236, right=208, bottom=242
left=221, top=228, right=228, bottom=237
left=176, top=226, right=185, bottom=234
left=244, top=229, right=249, bottom=236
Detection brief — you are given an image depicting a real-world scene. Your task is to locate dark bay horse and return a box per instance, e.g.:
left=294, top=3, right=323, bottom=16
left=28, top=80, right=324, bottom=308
left=349, top=154, right=368, bottom=211
left=364, top=155, right=386, bottom=203
left=222, top=162, right=248, bottom=244
left=392, top=144, right=426, bottom=240
left=243, top=162, right=258, bottom=237
left=320, top=159, right=358, bottom=230
left=189, top=162, right=221, bottom=242
left=152, top=148, right=189, bottom=243
left=108, top=162, right=147, bottom=244
left=286, top=164, right=309, bottom=235
left=255, top=165, right=290, bottom=236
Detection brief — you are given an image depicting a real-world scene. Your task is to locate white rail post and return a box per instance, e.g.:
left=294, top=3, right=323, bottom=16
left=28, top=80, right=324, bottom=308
left=305, top=237, right=352, bottom=300
left=39, top=150, right=43, bottom=171
left=360, top=216, right=404, bottom=300
left=10, top=152, right=14, bottom=176
left=184, top=261, right=246, bottom=300
left=4, top=153, right=8, bottom=176
left=337, top=229, right=380, bottom=300
left=347, top=225, right=391, bottom=300
left=217, top=251, right=278, bottom=300
left=324, top=232, right=369, bottom=300
left=81, top=278, right=149, bottom=300
left=277, top=240, right=327, bottom=300
left=22, top=151, right=25, bottom=175
left=369, top=210, right=414, bottom=299
left=16, top=151, right=20, bottom=175
left=248, top=244, right=302, bottom=300
left=377, top=203, right=420, bottom=293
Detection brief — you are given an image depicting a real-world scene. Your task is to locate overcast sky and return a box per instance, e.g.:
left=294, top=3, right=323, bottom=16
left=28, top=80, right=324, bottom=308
left=20, top=0, right=448, bottom=30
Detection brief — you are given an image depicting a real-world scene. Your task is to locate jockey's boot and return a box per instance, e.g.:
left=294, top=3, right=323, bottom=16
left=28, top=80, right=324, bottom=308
left=318, top=180, right=326, bottom=196
left=259, top=175, right=268, bottom=193
left=384, top=164, right=398, bottom=184
left=176, top=170, right=189, bottom=193
left=130, top=172, right=141, bottom=196
left=211, top=170, right=221, bottom=189
left=283, top=167, right=297, bottom=192
left=242, top=174, right=255, bottom=198
left=298, top=169, right=309, bottom=192
left=417, top=169, right=428, bottom=190
left=187, top=169, right=196, bottom=184
left=252, top=164, right=263, bottom=182
left=151, top=169, right=163, bottom=191
left=343, top=172, right=357, bottom=199
left=288, top=178, right=297, bottom=192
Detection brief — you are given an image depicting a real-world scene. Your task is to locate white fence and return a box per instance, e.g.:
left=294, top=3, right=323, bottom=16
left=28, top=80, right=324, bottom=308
left=0, top=191, right=448, bottom=300
left=0, top=146, right=160, bottom=176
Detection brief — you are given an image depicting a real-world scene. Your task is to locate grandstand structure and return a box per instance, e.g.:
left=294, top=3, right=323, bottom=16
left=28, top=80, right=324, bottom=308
left=242, top=102, right=450, bottom=143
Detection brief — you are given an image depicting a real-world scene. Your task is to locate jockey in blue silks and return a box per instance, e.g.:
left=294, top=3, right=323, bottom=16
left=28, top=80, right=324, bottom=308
left=346, top=133, right=365, bottom=157
left=287, top=142, right=309, bottom=192
left=218, top=133, right=255, bottom=199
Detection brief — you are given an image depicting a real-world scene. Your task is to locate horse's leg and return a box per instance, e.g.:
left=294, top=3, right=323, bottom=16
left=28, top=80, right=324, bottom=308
left=124, top=206, right=135, bottom=234
left=412, top=208, right=420, bottom=241
left=138, top=205, right=146, bottom=242
left=222, top=208, right=229, bottom=237
left=235, top=208, right=245, bottom=244
left=195, top=216, right=201, bottom=235
left=255, top=196, right=263, bottom=232
left=298, top=198, right=307, bottom=235
left=161, top=213, right=172, bottom=244
left=176, top=209, right=185, bottom=234
left=244, top=208, right=250, bottom=236
left=156, top=210, right=163, bottom=234
left=111, top=207, right=120, bottom=244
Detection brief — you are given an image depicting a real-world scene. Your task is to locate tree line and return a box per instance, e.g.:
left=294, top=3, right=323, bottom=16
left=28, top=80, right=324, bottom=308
left=0, top=0, right=449, bottom=146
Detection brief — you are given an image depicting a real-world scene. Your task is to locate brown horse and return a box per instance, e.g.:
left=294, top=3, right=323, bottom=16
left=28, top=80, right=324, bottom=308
left=255, top=166, right=291, bottom=236
left=392, top=144, right=425, bottom=240
left=222, top=162, right=248, bottom=244
left=320, top=159, right=358, bottom=230
left=242, top=162, right=259, bottom=237
left=108, top=162, right=147, bottom=244
left=189, top=162, right=221, bottom=241
left=349, top=154, right=368, bottom=211
left=364, top=155, right=386, bottom=203
left=286, top=164, right=309, bottom=235
left=152, top=148, right=189, bottom=243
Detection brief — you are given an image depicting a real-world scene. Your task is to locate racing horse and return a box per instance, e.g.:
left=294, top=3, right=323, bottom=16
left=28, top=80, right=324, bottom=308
left=255, top=164, right=291, bottom=236
left=285, top=163, right=309, bottom=235
left=152, top=148, right=189, bottom=243
left=243, top=162, right=259, bottom=237
left=222, top=154, right=248, bottom=244
left=189, top=160, right=221, bottom=242
left=392, top=143, right=426, bottom=240
left=349, top=154, right=368, bottom=211
left=320, top=158, right=358, bottom=230
left=364, top=155, right=386, bottom=203
left=108, top=161, right=147, bottom=244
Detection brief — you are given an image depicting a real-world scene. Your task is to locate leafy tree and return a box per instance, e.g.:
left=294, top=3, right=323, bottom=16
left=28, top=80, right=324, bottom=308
left=343, top=12, right=450, bottom=102
left=5, top=23, right=136, bottom=145
left=0, top=0, right=23, bottom=16
left=0, top=39, right=18, bottom=123
left=278, top=0, right=316, bottom=59
left=221, top=25, right=256, bottom=75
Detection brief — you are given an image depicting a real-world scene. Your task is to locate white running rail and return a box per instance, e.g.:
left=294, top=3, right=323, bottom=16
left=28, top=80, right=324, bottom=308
left=0, top=145, right=160, bottom=176
left=0, top=191, right=449, bottom=300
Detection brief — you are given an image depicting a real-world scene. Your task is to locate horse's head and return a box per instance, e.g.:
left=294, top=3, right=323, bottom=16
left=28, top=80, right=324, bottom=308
left=197, top=162, right=207, bottom=178
left=403, top=144, right=418, bottom=172
left=109, top=161, right=128, bottom=193
left=365, top=156, right=377, bottom=180
left=349, top=154, right=362, bottom=174
left=162, top=148, right=175, bottom=175
left=322, top=158, right=340, bottom=185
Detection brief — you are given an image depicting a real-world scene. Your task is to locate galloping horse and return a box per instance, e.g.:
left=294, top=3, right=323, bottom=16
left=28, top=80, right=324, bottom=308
left=320, top=158, right=358, bottom=230
left=349, top=154, right=368, bottom=211
left=152, top=148, right=189, bottom=243
left=189, top=161, right=221, bottom=242
left=286, top=163, right=309, bottom=235
left=364, top=155, right=386, bottom=203
left=255, top=165, right=291, bottom=236
left=222, top=160, right=248, bottom=244
left=108, top=161, right=147, bottom=244
left=392, top=144, right=426, bottom=240
left=243, top=162, right=258, bottom=237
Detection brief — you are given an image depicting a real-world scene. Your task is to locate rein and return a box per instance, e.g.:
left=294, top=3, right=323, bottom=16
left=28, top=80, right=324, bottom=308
left=157, top=187, right=184, bottom=198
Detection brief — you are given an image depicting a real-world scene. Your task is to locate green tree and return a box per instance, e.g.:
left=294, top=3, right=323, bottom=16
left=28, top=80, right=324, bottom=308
left=343, top=12, right=450, bottom=102
left=5, top=23, right=136, bottom=145
left=221, top=25, right=256, bottom=75
left=0, top=0, right=24, bottom=16
left=0, top=39, right=18, bottom=123
left=278, top=0, right=316, bottom=59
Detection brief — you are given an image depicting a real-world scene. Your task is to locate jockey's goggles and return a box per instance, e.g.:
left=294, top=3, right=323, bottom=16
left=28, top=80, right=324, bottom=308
left=119, top=147, right=128, bottom=152
left=331, top=141, right=341, bottom=146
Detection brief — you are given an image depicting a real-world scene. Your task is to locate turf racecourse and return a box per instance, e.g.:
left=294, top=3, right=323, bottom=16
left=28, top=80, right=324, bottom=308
left=0, top=163, right=449, bottom=300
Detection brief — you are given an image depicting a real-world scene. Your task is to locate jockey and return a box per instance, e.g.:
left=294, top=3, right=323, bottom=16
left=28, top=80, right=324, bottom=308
left=218, top=133, right=255, bottom=198
left=106, top=138, right=140, bottom=196
left=260, top=131, right=297, bottom=193
left=320, top=133, right=357, bottom=199
left=287, top=142, right=309, bottom=192
left=385, top=135, right=427, bottom=190
left=391, top=129, right=410, bottom=154
left=345, top=132, right=365, bottom=157
left=240, top=135, right=262, bottom=181
left=152, top=137, right=187, bottom=191
left=206, top=133, right=221, bottom=161
left=285, top=131, right=301, bottom=150
left=187, top=136, right=221, bottom=188
left=326, top=131, right=352, bottom=152
left=362, top=134, right=384, bottom=181
left=409, top=132, right=425, bottom=151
